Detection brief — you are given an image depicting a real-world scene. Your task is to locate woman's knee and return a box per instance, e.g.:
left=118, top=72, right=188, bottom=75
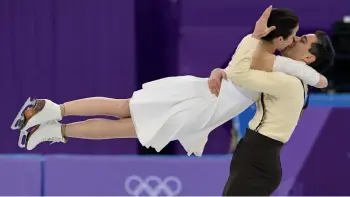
left=114, top=99, right=131, bottom=118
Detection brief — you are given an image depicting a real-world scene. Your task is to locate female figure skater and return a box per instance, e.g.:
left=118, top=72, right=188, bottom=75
left=11, top=7, right=327, bottom=156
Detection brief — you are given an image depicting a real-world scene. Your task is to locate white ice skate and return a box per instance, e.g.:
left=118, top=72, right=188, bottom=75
left=23, top=120, right=66, bottom=150
left=11, top=97, right=62, bottom=131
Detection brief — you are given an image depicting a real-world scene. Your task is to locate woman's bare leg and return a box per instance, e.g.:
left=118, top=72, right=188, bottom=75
left=62, top=118, right=136, bottom=139
left=16, top=97, right=131, bottom=131
left=25, top=118, right=137, bottom=150
left=62, top=97, right=131, bottom=118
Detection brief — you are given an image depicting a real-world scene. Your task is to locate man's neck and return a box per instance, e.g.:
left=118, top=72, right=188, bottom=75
left=261, top=40, right=276, bottom=54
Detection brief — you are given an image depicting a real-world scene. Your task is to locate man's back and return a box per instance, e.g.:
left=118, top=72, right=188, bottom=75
left=247, top=48, right=308, bottom=142
left=249, top=73, right=307, bottom=143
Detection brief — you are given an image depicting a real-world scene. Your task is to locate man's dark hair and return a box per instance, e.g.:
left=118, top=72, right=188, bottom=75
left=261, top=8, right=299, bottom=41
left=308, top=31, right=335, bottom=73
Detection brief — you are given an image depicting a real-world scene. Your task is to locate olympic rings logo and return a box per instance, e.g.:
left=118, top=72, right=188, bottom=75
left=124, top=175, right=182, bottom=196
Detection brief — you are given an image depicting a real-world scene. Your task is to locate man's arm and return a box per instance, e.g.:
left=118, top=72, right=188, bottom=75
left=272, top=56, right=328, bottom=88
left=209, top=54, right=327, bottom=96
left=225, top=35, right=298, bottom=97
left=252, top=55, right=327, bottom=88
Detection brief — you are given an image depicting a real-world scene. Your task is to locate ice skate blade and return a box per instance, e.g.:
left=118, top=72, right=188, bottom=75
left=18, top=130, right=29, bottom=148
left=11, top=97, right=37, bottom=130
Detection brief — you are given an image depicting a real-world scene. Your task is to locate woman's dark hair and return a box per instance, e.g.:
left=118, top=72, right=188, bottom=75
left=261, top=8, right=299, bottom=41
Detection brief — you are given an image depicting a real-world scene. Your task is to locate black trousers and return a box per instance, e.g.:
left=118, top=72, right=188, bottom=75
left=222, top=128, right=283, bottom=196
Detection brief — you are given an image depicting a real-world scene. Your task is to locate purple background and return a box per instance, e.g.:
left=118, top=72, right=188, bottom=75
left=1, top=0, right=138, bottom=154
left=1, top=0, right=349, bottom=155
left=0, top=0, right=349, bottom=195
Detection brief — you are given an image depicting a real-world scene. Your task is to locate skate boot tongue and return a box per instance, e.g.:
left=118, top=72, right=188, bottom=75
left=25, top=120, right=65, bottom=150
left=45, top=137, right=65, bottom=145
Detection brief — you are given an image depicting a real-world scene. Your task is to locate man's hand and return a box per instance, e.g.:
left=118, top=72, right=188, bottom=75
left=208, top=68, right=227, bottom=96
left=252, top=5, right=276, bottom=39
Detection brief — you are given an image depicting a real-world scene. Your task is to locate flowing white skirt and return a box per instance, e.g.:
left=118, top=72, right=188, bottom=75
left=129, top=75, right=258, bottom=156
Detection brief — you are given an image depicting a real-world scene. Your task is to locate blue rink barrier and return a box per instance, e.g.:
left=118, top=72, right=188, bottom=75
left=1, top=154, right=231, bottom=196
left=1, top=152, right=347, bottom=196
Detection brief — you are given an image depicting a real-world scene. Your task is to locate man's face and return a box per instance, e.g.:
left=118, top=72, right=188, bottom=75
left=281, top=33, right=318, bottom=64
